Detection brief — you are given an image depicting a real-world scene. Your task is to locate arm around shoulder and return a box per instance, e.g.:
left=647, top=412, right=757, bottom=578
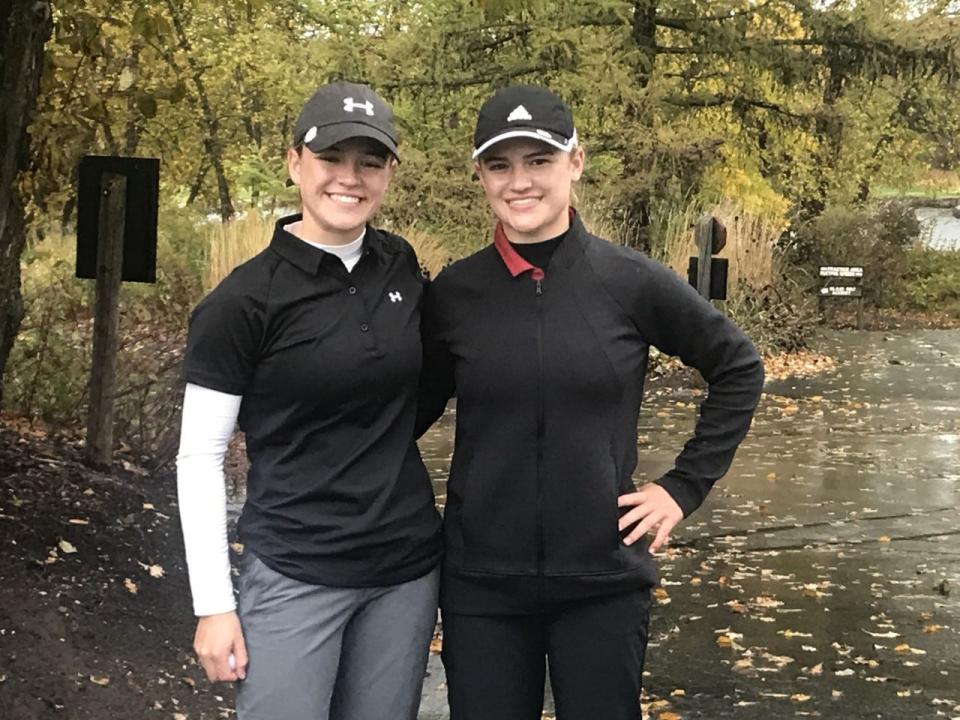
left=416, top=273, right=456, bottom=438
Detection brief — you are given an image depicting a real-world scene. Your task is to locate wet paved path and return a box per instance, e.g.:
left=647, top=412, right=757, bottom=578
left=417, top=330, right=960, bottom=719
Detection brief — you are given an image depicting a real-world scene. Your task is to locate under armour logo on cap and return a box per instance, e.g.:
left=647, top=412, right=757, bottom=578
left=507, top=105, right=533, bottom=122
left=343, top=98, right=375, bottom=116
left=388, top=291, right=403, bottom=303
left=292, top=82, right=399, bottom=158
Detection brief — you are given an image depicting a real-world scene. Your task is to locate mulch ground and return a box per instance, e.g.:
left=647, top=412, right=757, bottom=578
left=0, top=416, right=233, bottom=720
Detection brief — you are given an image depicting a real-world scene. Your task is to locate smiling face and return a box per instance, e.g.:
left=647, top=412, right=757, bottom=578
left=287, top=137, right=395, bottom=245
left=475, top=137, right=584, bottom=244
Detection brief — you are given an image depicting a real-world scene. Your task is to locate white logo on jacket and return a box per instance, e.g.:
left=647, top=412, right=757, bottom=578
left=343, top=98, right=375, bottom=116
left=507, top=105, right=533, bottom=122
left=388, top=291, right=403, bottom=303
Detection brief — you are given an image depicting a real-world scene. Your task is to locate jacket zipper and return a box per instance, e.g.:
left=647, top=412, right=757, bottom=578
left=532, top=268, right=545, bottom=588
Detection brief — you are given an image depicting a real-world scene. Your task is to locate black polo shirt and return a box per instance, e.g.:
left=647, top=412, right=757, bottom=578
left=183, top=215, right=442, bottom=587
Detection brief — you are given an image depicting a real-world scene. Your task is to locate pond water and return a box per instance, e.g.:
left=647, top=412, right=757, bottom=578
left=916, top=207, right=960, bottom=251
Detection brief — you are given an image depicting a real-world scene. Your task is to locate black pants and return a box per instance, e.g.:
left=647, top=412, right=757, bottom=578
left=441, top=588, right=651, bottom=720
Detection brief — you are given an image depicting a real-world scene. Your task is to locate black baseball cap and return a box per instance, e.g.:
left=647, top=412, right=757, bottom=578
left=472, top=85, right=577, bottom=159
left=292, top=82, right=400, bottom=159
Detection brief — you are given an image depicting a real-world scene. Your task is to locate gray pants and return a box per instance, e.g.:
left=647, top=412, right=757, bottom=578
left=235, top=553, right=440, bottom=720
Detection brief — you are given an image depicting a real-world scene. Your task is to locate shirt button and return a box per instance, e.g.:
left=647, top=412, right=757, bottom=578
left=360, top=323, right=369, bottom=332
left=348, top=286, right=358, bottom=295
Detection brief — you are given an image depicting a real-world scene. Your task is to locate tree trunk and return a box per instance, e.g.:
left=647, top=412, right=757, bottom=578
left=626, top=0, right=659, bottom=251
left=124, top=38, right=145, bottom=156
left=0, top=0, right=53, bottom=407
left=164, top=0, right=236, bottom=222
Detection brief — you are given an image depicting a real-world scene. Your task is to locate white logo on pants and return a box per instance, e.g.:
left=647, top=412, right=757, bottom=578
left=388, top=291, right=402, bottom=303
left=344, top=98, right=375, bottom=116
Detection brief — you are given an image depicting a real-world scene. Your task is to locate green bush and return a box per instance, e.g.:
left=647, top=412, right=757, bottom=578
left=896, top=247, right=960, bottom=312
left=786, top=201, right=920, bottom=308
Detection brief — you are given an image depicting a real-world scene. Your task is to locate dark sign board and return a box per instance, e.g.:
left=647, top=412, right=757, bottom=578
left=819, top=265, right=864, bottom=299
left=687, top=257, right=728, bottom=300
left=76, top=156, right=160, bottom=283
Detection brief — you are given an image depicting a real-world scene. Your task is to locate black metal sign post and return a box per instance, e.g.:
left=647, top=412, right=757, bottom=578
left=85, top=173, right=127, bottom=467
left=818, top=266, right=864, bottom=329
left=76, top=156, right=159, bottom=468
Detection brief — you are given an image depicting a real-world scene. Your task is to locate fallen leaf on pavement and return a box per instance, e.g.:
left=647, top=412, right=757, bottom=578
left=58, top=539, right=77, bottom=554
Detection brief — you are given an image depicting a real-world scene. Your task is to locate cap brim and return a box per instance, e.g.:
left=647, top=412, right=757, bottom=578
left=472, top=128, right=577, bottom=159
left=303, top=123, right=400, bottom=161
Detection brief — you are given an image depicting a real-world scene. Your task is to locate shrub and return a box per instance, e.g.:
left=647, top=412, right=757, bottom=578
left=895, top=247, right=960, bottom=313
left=785, top=201, right=920, bottom=308
left=725, top=279, right=818, bottom=354
left=4, top=217, right=206, bottom=469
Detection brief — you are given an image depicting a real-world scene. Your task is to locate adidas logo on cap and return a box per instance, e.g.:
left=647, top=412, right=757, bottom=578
left=473, top=86, right=576, bottom=159
left=507, top=105, right=533, bottom=122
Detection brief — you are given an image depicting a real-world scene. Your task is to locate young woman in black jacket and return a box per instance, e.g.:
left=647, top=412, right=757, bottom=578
left=418, top=85, right=765, bottom=720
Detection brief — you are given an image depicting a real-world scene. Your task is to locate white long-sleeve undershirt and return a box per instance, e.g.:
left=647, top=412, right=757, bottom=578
left=176, top=383, right=242, bottom=616
left=176, top=225, right=365, bottom=616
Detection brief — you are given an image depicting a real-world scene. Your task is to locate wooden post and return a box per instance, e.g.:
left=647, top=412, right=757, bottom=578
left=85, top=173, right=127, bottom=467
left=695, top=214, right=713, bottom=299
left=856, top=295, right=864, bottom=330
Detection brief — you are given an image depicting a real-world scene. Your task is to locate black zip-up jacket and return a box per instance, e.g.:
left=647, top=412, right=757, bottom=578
left=418, top=213, right=764, bottom=614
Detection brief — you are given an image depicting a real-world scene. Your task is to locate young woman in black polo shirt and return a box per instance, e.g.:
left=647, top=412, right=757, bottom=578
left=176, top=82, right=442, bottom=720
left=418, top=86, right=765, bottom=720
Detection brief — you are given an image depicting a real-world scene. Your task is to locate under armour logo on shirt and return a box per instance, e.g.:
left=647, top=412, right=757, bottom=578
left=344, top=98, right=375, bottom=116
left=507, top=105, right=533, bottom=122
left=388, top=291, right=403, bottom=303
